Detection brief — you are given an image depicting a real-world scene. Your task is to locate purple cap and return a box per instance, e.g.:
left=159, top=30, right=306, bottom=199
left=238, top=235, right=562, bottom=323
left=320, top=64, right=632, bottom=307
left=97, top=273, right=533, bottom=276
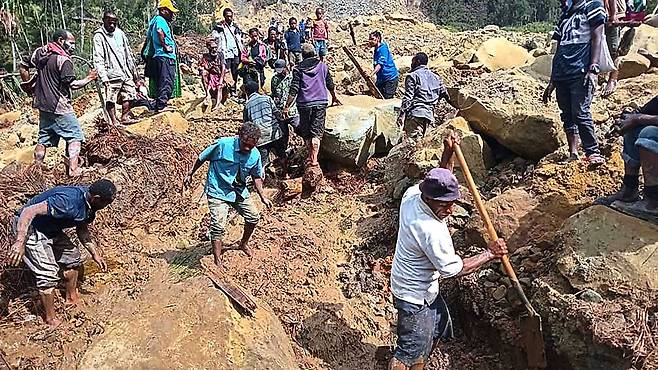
left=419, top=168, right=460, bottom=202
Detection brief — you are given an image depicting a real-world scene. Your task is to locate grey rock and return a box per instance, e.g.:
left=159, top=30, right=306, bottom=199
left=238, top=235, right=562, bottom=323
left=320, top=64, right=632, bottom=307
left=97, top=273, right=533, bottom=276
left=577, top=289, right=603, bottom=303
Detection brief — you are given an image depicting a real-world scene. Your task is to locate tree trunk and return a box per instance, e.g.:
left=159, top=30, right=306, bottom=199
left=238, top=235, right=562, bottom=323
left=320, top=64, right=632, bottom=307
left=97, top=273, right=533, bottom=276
left=79, top=0, right=84, bottom=52
left=57, top=0, right=66, bottom=29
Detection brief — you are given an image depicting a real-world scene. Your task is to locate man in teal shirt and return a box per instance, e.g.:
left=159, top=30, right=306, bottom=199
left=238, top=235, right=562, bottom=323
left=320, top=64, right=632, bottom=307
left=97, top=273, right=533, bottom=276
left=369, top=30, right=399, bottom=99
left=147, top=0, right=178, bottom=111
left=184, top=122, right=273, bottom=265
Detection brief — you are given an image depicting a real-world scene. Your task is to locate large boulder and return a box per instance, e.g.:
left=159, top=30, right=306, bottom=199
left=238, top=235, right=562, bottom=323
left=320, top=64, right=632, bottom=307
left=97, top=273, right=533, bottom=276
left=463, top=188, right=576, bottom=252
left=522, top=54, right=553, bottom=82
left=618, top=52, right=651, bottom=79
left=473, top=37, right=533, bottom=71
left=557, top=206, right=658, bottom=293
left=408, top=117, right=494, bottom=184
left=322, top=95, right=401, bottom=167
left=447, top=70, right=564, bottom=160
left=629, top=24, right=658, bottom=56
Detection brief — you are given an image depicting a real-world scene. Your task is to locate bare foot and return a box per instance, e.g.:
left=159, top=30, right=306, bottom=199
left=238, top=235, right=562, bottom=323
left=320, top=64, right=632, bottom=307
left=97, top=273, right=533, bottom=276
left=45, top=317, right=62, bottom=328
left=239, top=243, right=253, bottom=258
left=602, top=80, right=617, bottom=98
left=65, top=290, right=81, bottom=305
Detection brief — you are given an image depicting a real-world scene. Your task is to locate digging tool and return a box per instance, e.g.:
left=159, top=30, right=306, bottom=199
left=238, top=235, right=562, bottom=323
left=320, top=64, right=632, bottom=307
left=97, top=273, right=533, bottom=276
left=342, top=46, right=384, bottom=99
left=71, top=55, right=111, bottom=127
left=453, top=143, right=547, bottom=369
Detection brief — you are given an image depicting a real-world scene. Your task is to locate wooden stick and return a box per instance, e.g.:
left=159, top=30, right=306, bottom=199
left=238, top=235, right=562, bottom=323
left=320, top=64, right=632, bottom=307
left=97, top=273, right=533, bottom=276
left=342, top=46, right=383, bottom=99
left=201, top=257, right=257, bottom=316
left=453, top=143, right=538, bottom=317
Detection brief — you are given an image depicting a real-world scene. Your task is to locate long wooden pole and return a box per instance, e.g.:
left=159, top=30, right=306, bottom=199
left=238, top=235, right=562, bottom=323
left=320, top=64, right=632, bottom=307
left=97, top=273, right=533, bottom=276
left=342, top=45, right=383, bottom=99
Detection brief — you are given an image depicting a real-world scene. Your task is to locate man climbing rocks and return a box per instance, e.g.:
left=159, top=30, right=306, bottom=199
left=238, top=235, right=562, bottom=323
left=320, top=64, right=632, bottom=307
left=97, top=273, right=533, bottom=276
left=212, top=8, right=244, bottom=96
left=369, top=31, right=399, bottom=99
left=542, top=0, right=606, bottom=166
left=389, top=134, right=508, bottom=370
left=19, top=29, right=98, bottom=177
left=145, top=0, right=178, bottom=112
left=398, top=52, right=448, bottom=141
left=184, top=122, right=273, bottom=265
left=311, top=7, right=329, bottom=61
left=93, top=10, right=147, bottom=126
left=8, top=179, right=116, bottom=327
left=597, top=96, right=658, bottom=222
left=283, top=43, right=341, bottom=168
left=243, top=80, right=287, bottom=175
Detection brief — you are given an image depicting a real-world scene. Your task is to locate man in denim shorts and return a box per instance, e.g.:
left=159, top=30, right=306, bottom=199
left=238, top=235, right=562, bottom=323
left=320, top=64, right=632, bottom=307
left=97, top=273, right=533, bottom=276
left=20, top=29, right=98, bottom=176
left=184, top=122, right=273, bottom=265
left=389, top=133, right=508, bottom=370
left=597, top=96, right=658, bottom=222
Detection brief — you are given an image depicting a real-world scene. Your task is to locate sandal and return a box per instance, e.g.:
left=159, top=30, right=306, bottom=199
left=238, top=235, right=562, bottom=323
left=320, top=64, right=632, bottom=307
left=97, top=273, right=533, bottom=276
left=586, top=154, right=606, bottom=167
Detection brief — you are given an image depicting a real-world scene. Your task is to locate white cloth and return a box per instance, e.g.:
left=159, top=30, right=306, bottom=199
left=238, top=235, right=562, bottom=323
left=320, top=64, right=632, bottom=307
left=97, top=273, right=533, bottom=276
left=390, top=185, right=464, bottom=306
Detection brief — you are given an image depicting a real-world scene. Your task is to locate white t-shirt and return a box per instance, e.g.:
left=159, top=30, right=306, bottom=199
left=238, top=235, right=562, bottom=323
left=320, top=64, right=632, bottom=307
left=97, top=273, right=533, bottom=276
left=390, top=185, right=464, bottom=306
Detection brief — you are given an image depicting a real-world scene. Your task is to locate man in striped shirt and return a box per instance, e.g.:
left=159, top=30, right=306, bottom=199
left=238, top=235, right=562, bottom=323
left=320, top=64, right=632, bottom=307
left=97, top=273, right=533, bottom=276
left=543, top=0, right=607, bottom=166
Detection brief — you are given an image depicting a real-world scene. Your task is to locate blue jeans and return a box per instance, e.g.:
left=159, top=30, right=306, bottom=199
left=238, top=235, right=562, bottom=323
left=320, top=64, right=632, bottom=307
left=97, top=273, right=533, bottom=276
left=623, top=126, right=658, bottom=167
left=393, top=295, right=453, bottom=367
left=554, top=77, right=601, bottom=156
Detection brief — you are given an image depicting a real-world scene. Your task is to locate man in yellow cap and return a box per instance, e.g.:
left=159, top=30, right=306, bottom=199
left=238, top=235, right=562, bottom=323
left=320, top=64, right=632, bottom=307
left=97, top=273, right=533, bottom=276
left=145, top=0, right=179, bottom=112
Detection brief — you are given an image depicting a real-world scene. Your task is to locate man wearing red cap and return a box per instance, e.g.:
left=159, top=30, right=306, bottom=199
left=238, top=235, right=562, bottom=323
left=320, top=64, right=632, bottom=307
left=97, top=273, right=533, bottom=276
left=389, top=134, right=509, bottom=370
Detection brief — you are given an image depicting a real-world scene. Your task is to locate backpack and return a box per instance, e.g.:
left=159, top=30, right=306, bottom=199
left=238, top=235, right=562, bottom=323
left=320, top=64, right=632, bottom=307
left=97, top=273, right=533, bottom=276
left=140, top=18, right=158, bottom=78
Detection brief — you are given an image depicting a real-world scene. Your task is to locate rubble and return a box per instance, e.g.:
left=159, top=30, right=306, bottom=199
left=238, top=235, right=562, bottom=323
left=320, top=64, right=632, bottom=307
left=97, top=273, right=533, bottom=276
left=473, top=37, right=534, bottom=71
left=618, top=52, right=651, bottom=80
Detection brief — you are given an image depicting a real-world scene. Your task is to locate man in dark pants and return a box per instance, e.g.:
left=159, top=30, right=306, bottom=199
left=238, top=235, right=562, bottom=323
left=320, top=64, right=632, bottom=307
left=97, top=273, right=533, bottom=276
left=147, top=0, right=178, bottom=112
left=212, top=8, right=244, bottom=95
left=368, top=30, right=399, bottom=99
left=543, top=0, right=606, bottom=166
left=283, top=43, right=341, bottom=168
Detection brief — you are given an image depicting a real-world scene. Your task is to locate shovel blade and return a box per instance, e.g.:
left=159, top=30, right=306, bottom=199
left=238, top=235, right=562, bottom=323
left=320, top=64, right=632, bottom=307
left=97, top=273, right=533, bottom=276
left=521, top=314, right=547, bottom=368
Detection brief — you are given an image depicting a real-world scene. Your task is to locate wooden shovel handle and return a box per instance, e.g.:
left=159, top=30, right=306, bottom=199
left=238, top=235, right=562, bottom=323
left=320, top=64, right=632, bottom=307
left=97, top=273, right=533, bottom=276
left=452, top=144, right=519, bottom=281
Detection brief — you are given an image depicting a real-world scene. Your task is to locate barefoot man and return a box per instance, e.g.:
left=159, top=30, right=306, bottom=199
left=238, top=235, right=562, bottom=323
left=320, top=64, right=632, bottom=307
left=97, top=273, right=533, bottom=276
left=8, top=179, right=116, bottom=327
left=184, top=122, right=273, bottom=265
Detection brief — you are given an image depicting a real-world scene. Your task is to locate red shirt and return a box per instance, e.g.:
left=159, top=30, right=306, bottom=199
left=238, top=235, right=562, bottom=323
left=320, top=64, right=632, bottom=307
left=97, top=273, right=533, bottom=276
left=312, top=19, right=329, bottom=41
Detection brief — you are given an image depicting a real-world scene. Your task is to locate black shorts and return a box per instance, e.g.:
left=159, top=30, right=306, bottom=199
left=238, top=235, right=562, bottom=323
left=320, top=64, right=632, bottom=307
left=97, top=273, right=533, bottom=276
left=297, top=104, right=327, bottom=140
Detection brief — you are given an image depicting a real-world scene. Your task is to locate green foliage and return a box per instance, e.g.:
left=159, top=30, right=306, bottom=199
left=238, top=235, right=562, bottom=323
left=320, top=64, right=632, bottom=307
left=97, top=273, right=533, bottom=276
left=503, top=21, right=555, bottom=33
left=0, top=0, right=214, bottom=71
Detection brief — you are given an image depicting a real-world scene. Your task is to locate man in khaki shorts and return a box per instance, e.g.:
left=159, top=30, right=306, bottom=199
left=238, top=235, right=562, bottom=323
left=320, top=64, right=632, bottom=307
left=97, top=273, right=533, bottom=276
left=93, top=10, right=149, bottom=126
left=184, top=122, right=273, bottom=265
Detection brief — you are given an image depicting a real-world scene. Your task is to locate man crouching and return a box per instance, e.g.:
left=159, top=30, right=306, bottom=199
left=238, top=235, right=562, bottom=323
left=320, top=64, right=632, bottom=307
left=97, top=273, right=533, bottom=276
left=9, top=179, right=116, bottom=327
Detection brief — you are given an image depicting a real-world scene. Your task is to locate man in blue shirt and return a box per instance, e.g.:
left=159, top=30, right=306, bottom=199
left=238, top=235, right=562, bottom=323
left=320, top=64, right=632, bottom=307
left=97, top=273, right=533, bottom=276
left=284, top=17, right=304, bottom=65
left=8, top=179, right=116, bottom=327
left=184, top=122, right=273, bottom=265
left=146, top=0, right=178, bottom=111
left=369, top=31, right=399, bottom=99
left=543, top=0, right=606, bottom=166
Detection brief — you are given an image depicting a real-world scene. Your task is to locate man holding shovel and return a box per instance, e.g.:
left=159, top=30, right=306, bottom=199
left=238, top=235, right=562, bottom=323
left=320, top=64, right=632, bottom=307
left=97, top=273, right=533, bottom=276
left=389, top=133, right=508, bottom=370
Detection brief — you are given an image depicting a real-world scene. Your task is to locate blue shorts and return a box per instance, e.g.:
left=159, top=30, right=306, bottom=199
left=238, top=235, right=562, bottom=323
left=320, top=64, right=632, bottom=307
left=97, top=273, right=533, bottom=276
left=38, top=111, right=84, bottom=147
left=314, top=40, right=328, bottom=57
left=393, top=295, right=454, bottom=367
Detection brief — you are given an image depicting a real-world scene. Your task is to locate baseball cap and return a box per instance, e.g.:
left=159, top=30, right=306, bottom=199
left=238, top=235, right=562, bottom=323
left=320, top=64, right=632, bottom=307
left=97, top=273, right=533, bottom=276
left=274, top=59, right=286, bottom=73
left=158, top=0, right=179, bottom=13
left=418, top=168, right=460, bottom=202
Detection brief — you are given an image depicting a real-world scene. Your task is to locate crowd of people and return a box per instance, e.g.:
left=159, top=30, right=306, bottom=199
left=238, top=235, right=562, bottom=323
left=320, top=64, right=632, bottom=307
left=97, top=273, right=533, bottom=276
left=11, top=0, right=658, bottom=369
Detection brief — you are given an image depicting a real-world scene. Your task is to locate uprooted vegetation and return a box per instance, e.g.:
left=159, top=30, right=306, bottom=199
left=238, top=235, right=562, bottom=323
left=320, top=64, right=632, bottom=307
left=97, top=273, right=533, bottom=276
left=2, top=7, right=658, bottom=370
